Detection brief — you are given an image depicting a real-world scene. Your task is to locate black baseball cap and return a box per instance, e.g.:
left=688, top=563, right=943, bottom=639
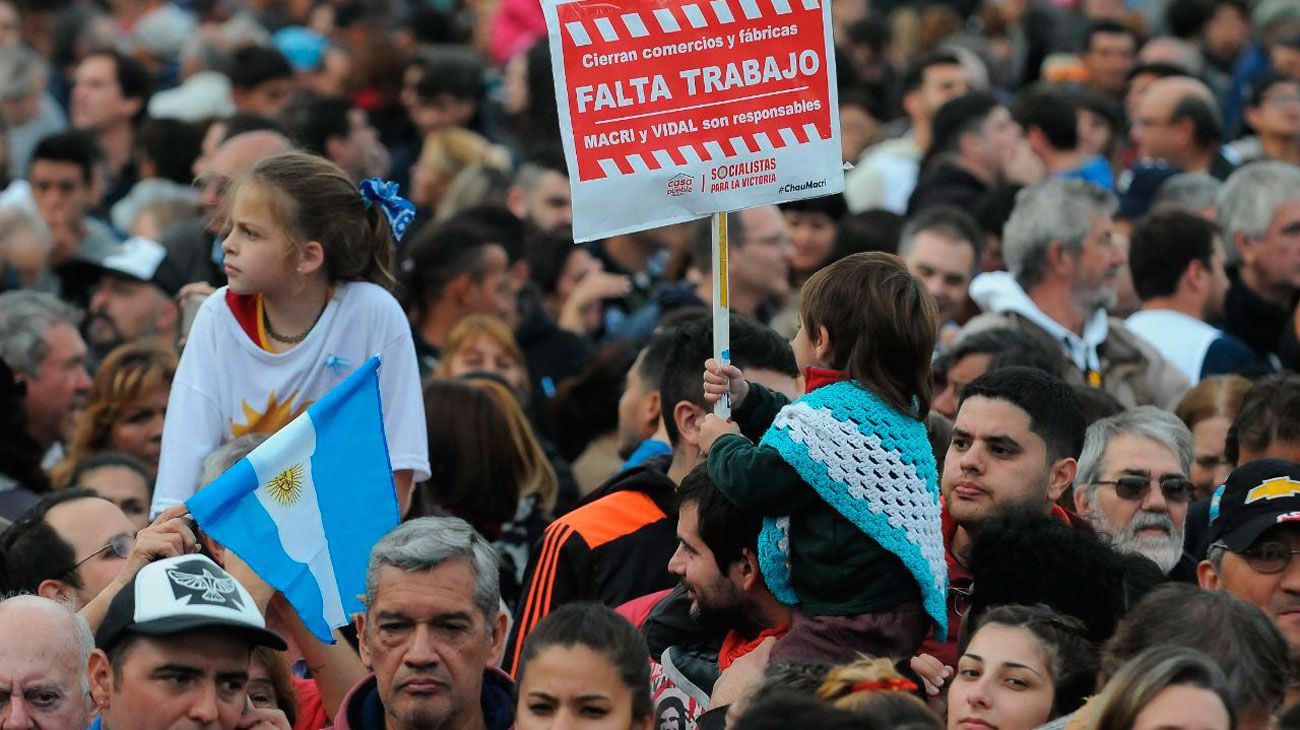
left=95, top=554, right=287, bottom=651
left=1207, top=458, right=1300, bottom=553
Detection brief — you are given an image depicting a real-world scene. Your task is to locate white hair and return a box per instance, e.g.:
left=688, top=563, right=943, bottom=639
left=0, top=290, right=83, bottom=376
left=1003, top=179, right=1118, bottom=290
left=1217, top=161, right=1300, bottom=264
left=366, top=517, right=500, bottom=627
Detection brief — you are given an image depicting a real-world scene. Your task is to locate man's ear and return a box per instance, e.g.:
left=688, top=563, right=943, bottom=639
left=88, top=649, right=113, bottom=707
left=901, top=90, right=922, bottom=121
left=673, top=401, right=705, bottom=450
left=643, top=391, right=662, bottom=431
left=732, top=548, right=761, bottom=592
left=121, top=95, right=143, bottom=123
left=1197, top=559, right=1221, bottom=590
left=36, top=579, right=69, bottom=601
left=1047, top=458, right=1077, bottom=503
left=505, top=185, right=526, bottom=219
left=1045, top=239, right=1072, bottom=279
left=488, top=608, right=508, bottom=667
left=1233, top=232, right=1256, bottom=267
left=354, top=612, right=373, bottom=670
left=154, top=294, right=179, bottom=335
left=448, top=272, right=475, bottom=307
left=1183, top=258, right=1208, bottom=295
left=1073, top=482, right=1091, bottom=516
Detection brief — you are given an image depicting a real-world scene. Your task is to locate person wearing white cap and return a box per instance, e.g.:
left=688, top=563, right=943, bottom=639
left=86, top=553, right=293, bottom=730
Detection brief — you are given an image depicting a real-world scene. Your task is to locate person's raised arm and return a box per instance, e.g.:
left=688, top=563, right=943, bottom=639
left=79, top=505, right=198, bottom=631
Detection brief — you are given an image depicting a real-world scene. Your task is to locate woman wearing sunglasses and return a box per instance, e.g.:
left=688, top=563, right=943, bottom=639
left=1072, top=407, right=1197, bottom=576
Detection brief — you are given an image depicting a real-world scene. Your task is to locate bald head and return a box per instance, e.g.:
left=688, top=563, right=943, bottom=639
left=1133, top=77, right=1222, bottom=166
left=201, top=130, right=294, bottom=231
left=1137, top=38, right=1201, bottom=73
left=0, top=595, right=95, bottom=729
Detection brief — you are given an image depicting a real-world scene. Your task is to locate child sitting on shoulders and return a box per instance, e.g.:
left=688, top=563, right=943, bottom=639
left=699, top=251, right=947, bottom=663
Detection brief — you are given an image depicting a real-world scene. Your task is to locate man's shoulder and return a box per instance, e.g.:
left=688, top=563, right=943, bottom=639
left=551, top=466, right=676, bottom=549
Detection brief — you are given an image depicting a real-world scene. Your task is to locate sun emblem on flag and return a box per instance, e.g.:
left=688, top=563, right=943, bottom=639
left=265, top=463, right=304, bottom=506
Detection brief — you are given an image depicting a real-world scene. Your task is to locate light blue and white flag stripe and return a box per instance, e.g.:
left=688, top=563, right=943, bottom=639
left=187, top=355, right=399, bottom=643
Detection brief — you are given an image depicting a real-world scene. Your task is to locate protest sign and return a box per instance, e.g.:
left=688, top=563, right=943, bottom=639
left=545, top=0, right=843, bottom=241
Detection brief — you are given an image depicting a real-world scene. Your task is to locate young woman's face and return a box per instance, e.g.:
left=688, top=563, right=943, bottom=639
left=947, top=624, right=1057, bottom=730
left=107, top=386, right=169, bottom=477
left=516, top=644, right=648, bottom=730
left=1130, top=684, right=1231, bottom=730
left=448, top=334, right=526, bottom=391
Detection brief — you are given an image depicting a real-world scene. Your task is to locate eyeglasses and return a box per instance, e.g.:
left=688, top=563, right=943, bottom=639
left=1093, top=475, right=1195, bottom=504
left=951, top=583, right=974, bottom=618
left=1214, top=540, right=1300, bottom=574
left=62, top=534, right=133, bottom=577
left=191, top=173, right=232, bottom=197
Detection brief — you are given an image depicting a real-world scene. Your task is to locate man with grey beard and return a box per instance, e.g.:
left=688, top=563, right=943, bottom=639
left=1073, top=407, right=1198, bottom=581
left=959, top=178, right=1189, bottom=409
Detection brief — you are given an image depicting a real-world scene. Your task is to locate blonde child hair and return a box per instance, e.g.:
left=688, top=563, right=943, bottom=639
left=817, top=657, right=939, bottom=728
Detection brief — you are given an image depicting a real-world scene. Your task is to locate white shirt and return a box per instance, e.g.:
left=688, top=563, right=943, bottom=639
left=1125, top=309, right=1221, bottom=385
left=152, top=282, right=430, bottom=515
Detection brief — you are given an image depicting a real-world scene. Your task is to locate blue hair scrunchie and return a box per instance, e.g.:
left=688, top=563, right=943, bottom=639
left=360, top=178, right=416, bottom=243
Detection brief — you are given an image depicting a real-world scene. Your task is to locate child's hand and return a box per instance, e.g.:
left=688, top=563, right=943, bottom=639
left=703, top=358, right=749, bottom=409
left=699, top=413, right=741, bottom=454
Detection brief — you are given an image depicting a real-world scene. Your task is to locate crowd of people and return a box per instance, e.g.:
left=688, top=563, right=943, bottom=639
left=1, top=0, right=1300, bottom=728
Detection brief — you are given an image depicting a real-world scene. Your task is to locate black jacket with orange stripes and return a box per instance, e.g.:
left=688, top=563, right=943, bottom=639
left=504, top=454, right=679, bottom=676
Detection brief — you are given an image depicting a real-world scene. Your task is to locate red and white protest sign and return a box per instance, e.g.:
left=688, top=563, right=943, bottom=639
left=544, top=0, right=843, bottom=241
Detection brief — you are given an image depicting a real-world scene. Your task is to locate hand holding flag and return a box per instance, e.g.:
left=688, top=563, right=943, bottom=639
left=187, top=356, right=400, bottom=643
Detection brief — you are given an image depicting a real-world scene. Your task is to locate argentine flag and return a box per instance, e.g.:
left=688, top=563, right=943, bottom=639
left=187, top=356, right=399, bottom=643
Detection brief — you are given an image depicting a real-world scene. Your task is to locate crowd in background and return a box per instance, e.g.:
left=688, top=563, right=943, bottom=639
left=0, top=0, right=1299, bottom=727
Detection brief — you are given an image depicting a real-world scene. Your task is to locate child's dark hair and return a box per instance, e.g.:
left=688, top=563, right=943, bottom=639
left=968, top=605, right=1098, bottom=719
left=515, top=602, right=653, bottom=719
left=800, top=252, right=937, bottom=417
left=229, top=151, right=396, bottom=289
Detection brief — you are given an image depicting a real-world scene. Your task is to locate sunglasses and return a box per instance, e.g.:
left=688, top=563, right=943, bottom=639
left=1093, top=475, right=1195, bottom=504
left=62, top=533, right=133, bottom=578
left=1215, top=540, right=1300, bottom=575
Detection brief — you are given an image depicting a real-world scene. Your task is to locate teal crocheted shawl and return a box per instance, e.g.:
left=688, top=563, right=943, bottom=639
left=757, top=380, right=948, bottom=639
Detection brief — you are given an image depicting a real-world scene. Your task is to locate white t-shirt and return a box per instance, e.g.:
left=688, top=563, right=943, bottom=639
left=152, top=282, right=430, bottom=515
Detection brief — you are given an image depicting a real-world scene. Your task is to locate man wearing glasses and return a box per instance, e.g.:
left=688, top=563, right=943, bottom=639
left=1199, top=458, right=1300, bottom=665
left=0, top=488, right=137, bottom=609
left=1073, top=407, right=1198, bottom=579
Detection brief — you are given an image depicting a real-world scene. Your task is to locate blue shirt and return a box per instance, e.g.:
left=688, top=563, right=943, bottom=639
left=621, top=439, right=671, bottom=471
left=1056, top=155, right=1114, bottom=191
